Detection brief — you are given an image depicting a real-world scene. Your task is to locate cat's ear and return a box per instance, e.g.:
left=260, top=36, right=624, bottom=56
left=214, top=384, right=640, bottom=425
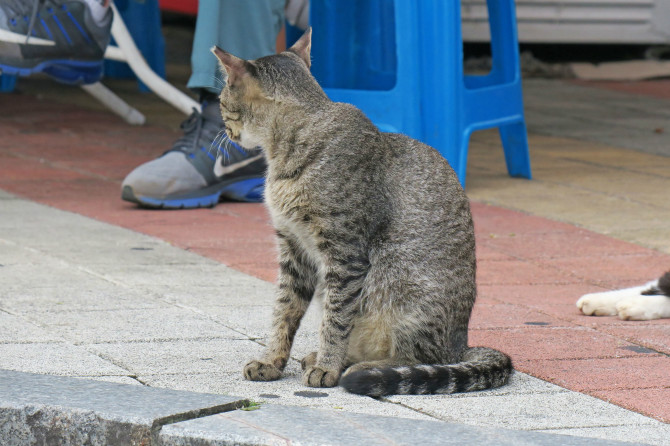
left=287, top=27, right=312, bottom=68
left=212, top=46, right=250, bottom=87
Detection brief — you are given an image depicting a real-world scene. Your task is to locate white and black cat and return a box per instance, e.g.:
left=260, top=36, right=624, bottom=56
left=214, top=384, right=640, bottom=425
left=212, top=29, right=513, bottom=396
left=577, top=271, right=670, bottom=320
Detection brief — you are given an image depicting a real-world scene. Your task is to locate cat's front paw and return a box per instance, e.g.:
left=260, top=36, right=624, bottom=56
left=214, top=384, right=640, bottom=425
left=303, top=365, right=340, bottom=387
left=243, top=360, right=282, bottom=381
left=576, top=293, right=618, bottom=316
left=300, top=352, right=318, bottom=371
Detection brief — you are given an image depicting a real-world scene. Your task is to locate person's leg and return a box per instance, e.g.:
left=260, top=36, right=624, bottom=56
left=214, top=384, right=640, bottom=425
left=189, top=0, right=284, bottom=94
left=122, top=0, right=284, bottom=209
left=0, top=0, right=112, bottom=84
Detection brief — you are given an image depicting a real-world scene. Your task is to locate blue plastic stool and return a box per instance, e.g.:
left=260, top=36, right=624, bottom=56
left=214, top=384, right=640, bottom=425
left=310, top=0, right=532, bottom=186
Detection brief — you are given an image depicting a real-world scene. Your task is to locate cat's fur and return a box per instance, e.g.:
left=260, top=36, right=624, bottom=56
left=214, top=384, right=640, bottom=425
left=577, top=271, right=670, bottom=320
left=213, top=29, right=513, bottom=396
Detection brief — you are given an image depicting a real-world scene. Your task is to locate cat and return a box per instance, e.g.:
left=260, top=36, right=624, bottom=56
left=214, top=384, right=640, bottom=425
left=577, top=271, right=670, bottom=320
left=212, top=29, right=513, bottom=396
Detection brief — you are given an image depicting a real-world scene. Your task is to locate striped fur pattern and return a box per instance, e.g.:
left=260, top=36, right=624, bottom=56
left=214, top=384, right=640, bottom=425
left=213, top=29, right=513, bottom=395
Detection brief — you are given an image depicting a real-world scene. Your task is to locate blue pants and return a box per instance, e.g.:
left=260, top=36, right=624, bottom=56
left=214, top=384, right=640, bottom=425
left=188, top=0, right=285, bottom=94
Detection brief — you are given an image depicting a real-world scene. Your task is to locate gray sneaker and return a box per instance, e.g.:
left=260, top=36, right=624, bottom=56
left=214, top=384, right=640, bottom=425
left=121, top=99, right=266, bottom=209
left=0, top=0, right=112, bottom=84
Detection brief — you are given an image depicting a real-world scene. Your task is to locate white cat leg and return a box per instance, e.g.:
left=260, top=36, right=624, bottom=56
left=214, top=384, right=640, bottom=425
left=616, top=295, right=670, bottom=321
left=576, top=283, right=654, bottom=316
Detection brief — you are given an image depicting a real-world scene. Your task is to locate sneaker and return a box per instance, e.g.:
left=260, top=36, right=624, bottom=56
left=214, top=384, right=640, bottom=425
left=0, top=0, right=112, bottom=84
left=121, top=99, right=266, bottom=209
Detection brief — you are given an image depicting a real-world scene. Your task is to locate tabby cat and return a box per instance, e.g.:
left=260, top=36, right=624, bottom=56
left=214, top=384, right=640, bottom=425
left=213, top=29, right=513, bottom=396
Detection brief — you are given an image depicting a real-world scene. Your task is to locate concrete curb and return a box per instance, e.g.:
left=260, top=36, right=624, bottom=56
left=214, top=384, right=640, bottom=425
left=0, top=370, right=246, bottom=445
left=0, top=370, right=644, bottom=446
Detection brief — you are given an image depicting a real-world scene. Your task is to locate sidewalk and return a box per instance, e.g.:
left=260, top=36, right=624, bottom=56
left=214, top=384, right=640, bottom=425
left=0, top=75, right=669, bottom=445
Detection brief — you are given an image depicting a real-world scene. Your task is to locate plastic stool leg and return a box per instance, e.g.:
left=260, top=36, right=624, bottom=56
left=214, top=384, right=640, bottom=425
left=105, top=2, right=200, bottom=116
left=81, top=82, right=146, bottom=125
left=499, top=121, right=532, bottom=179
left=0, top=74, right=17, bottom=92
left=486, top=0, right=520, bottom=85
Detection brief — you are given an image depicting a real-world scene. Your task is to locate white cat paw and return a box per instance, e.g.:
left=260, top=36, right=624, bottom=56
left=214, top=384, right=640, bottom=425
left=577, top=293, right=619, bottom=316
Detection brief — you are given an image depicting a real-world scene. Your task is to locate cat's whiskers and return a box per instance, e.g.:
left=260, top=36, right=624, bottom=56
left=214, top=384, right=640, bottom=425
left=210, top=75, right=226, bottom=90
left=209, top=130, right=231, bottom=164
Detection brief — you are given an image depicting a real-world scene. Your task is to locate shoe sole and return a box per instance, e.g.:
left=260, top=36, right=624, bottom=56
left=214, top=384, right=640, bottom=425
left=121, top=177, right=265, bottom=209
left=0, top=59, right=103, bottom=85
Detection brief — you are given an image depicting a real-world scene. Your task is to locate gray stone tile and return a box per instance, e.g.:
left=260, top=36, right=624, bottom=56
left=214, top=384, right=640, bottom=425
left=72, top=375, right=144, bottom=386
left=145, top=279, right=274, bottom=308
left=160, top=403, right=639, bottom=446
left=0, top=312, right=60, bottom=343
left=26, top=307, right=241, bottom=343
left=0, top=240, right=46, bottom=267
left=0, top=343, right=128, bottom=376
left=0, top=201, right=212, bottom=268
left=203, top=305, right=274, bottom=338
left=0, top=261, right=98, bottom=291
left=0, top=285, right=169, bottom=314
left=142, top=362, right=434, bottom=421
left=98, top=263, right=248, bottom=289
left=89, top=339, right=264, bottom=376
left=0, top=370, right=245, bottom=446
left=202, top=298, right=322, bottom=347
left=538, top=425, right=670, bottom=446
left=389, top=391, right=659, bottom=430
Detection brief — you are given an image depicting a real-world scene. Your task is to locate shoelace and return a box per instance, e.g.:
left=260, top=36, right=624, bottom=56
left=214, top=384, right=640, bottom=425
left=173, top=107, right=247, bottom=162
left=174, top=107, right=221, bottom=154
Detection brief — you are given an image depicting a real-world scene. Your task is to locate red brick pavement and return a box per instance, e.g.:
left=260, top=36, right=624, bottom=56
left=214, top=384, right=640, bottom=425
left=1, top=93, right=668, bottom=422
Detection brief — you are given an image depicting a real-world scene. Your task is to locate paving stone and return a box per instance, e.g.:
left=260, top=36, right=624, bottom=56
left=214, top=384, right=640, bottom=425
left=389, top=391, right=660, bottom=431
left=202, top=297, right=322, bottom=339
left=0, top=343, right=128, bottom=376
left=469, top=326, right=653, bottom=361
left=525, top=356, right=670, bottom=392
left=539, top=426, right=670, bottom=446
left=469, top=302, right=571, bottom=329
left=141, top=363, right=435, bottom=421
left=592, top=388, right=670, bottom=425
left=0, top=370, right=245, bottom=446
left=0, top=312, right=60, bottom=343
left=25, top=307, right=241, bottom=343
left=599, top=323, right=670, bottom=355
left=88, top=339, right=265, bottom=376
left=159, top=403, right=641, bottom=446
left=0, top=285, right=169, bottom=314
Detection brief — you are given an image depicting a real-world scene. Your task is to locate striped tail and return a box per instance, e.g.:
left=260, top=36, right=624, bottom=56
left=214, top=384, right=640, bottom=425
left=339, top=347, right=513, bottom=397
